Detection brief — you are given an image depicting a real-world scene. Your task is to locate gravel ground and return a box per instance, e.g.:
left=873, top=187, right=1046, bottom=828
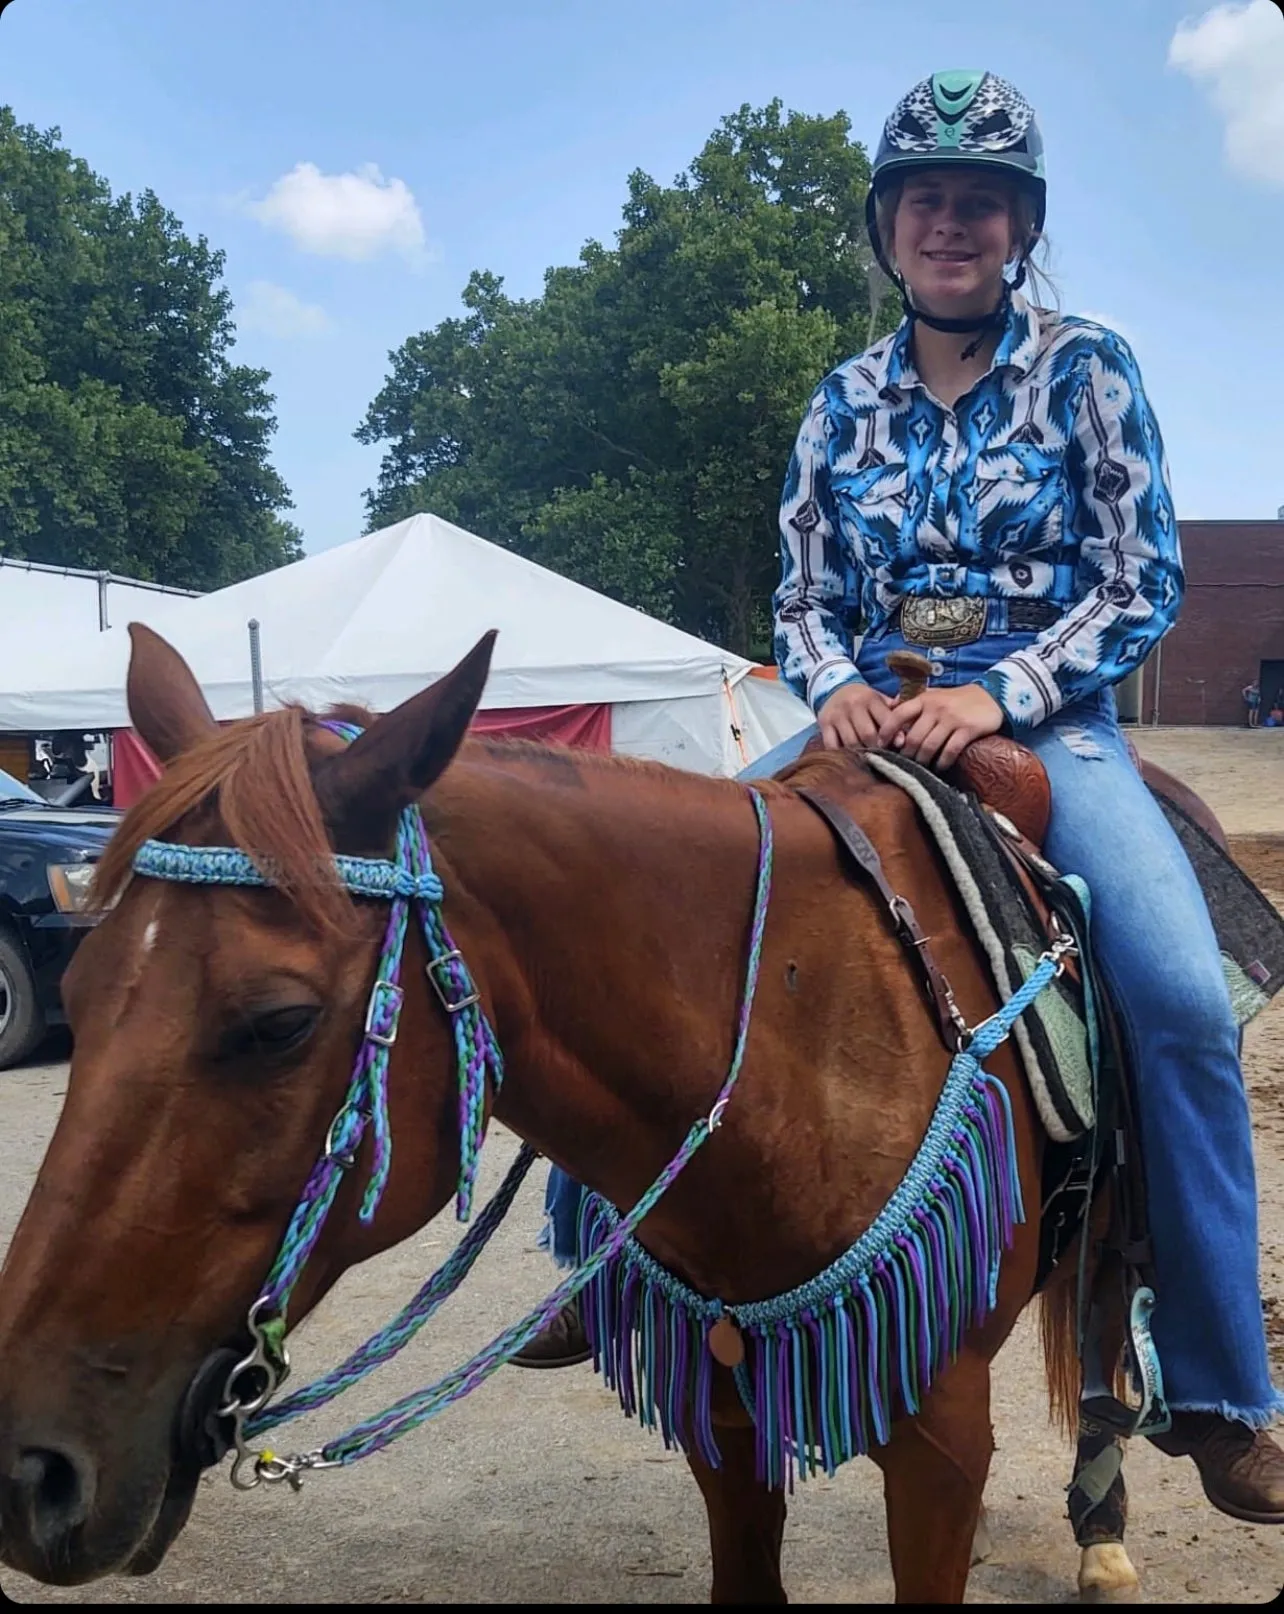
left=1130, top=726, right=1284, bottom=837
left=2, top=729, right=1283, bottom=1604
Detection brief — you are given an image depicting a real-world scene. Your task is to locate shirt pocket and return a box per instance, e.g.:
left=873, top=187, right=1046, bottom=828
left=970, top=459, right=1064, bottom=558
left=832, top=464, right=911, bottom=562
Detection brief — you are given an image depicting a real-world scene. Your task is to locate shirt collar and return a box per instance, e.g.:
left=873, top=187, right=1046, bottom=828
left=877, top=286, right=1040, bottom=392
left=993, top=287, right=1040, bottom=376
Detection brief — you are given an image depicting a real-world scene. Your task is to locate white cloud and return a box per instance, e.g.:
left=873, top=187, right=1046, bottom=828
left=236, top=281, right=331, bottom=339
left=246, top=161, right=427, bottom=263
left=1169, top=0, right=1284, bottom=186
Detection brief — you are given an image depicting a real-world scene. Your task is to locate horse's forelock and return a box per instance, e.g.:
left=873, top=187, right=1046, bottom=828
left=92, top=707, right=356, bottom=937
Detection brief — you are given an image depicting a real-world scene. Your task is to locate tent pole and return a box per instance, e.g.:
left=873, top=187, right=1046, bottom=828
left=248, top=619, right=264, bottom=714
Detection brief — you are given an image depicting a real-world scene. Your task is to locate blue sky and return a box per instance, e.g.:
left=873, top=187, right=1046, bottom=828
left=4, top=0, right=1283, bottom=552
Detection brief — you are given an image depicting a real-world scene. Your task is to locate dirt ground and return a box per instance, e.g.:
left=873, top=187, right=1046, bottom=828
left=2, top=728, right=1283, bottom=1604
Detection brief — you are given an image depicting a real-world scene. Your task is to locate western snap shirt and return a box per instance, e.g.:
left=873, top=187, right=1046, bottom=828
left=773, top=290, right=1182, bottom=728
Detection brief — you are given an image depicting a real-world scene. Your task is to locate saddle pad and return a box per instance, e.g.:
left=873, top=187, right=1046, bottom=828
left=861, top=752, right=1284, bottom=1143
left=863, top=750, right=1094, bottom=1143
left=1149, top=790, right=1284, bottom=1023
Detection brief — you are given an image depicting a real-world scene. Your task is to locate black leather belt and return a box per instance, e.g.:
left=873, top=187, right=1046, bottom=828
left=891, top=597, right=1062, bottom=648
left=1006, top=599, right=1064, bottom=632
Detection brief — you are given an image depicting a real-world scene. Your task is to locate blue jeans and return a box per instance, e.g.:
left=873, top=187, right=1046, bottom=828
left=541, top=1165, right=583, bottom=1269
left=549, top=623, right=1282, bottom=1422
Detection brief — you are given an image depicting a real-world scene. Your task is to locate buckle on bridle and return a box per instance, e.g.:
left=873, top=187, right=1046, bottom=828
left=324, top=1104, right=369, bottom=1169
left=363, top=978, right=405, bottom=1047
left=426, top=951, right=481, bottom=1014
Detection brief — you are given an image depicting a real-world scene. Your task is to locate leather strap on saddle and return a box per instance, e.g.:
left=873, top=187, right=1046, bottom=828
left=795, top=785, right=970, bottom=1052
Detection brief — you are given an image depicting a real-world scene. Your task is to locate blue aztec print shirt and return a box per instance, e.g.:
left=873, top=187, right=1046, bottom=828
left=773, top=290, right=1183, bottom=729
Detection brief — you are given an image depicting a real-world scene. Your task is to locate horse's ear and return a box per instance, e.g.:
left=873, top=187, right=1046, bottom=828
left=315, top=631, right=496, bottom=853
left=126, top=623, right=218, bottom=763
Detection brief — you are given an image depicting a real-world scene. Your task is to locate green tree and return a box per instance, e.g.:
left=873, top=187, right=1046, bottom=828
left=359, top=101, right=899, bottom=656
left=0, top=109, right=301, bottom=588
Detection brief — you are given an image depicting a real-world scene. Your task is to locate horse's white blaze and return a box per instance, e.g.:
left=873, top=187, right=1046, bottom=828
left=141, top=918, right=159, bottom=955
left=1078, top=1542, right=1141, bottom=1603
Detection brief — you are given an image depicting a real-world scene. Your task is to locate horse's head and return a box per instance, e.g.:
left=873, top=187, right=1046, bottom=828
left=0, top=625, right=496, bottom=1584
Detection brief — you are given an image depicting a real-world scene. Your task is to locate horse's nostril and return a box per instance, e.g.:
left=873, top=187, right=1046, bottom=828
left=14, top=1447, right=92, bottom=1544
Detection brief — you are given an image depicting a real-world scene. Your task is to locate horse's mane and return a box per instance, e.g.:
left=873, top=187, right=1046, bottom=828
left=92, top=703, right=818, bottom=934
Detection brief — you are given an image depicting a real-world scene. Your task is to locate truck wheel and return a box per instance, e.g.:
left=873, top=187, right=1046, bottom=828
left=0, top=930, right=46, bottom=1070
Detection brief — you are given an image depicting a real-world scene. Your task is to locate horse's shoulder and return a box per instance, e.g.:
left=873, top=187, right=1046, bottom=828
left=770, top=748, right=923, bottom=857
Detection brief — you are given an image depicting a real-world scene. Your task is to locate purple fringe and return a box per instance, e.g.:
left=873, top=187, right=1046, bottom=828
left=576, top=1071, right=1023, bottom=1490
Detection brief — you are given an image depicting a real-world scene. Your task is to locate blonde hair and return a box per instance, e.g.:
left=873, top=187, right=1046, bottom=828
left=875, top=174, right=1058, bottom=315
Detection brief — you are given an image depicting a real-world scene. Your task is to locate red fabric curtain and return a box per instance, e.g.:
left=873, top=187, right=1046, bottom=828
left=111, top=729, right=164, bottom=809
left=469, top=703, right=611, bottom=750
left=109, top=703, right=612, bottom=810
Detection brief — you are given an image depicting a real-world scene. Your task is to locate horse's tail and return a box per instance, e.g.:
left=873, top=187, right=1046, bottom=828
left=1038, top=1190, right=1129, bottom=1440
left=1038, top=1256, right=1083, bottom=1440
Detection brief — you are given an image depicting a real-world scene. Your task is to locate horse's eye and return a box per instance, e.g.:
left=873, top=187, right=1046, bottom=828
left=254, top=1006, right=319, bottom=1049
left=218, top=1005, right=320, bottom=1063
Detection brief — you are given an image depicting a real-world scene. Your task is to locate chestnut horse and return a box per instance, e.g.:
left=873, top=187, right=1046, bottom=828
left=0, top=625, right=1122, bottom=1601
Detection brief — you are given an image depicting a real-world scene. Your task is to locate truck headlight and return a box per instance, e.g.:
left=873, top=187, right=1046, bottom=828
left=48, top=863, right=101, bottom=915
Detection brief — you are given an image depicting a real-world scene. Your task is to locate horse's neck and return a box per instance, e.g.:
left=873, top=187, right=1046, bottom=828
left=430, top=752, right=964, bottom=1302
left=441, top=757, right=766, bottom=1201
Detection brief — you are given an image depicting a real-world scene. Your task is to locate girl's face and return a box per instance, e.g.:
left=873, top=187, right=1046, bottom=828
left=891, top=167, right=1020, bottom=317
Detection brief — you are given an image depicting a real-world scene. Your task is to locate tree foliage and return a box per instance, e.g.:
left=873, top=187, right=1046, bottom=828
left=0, top=108, right=301, bottom=588
left=359, top=102, right=898, bottom=655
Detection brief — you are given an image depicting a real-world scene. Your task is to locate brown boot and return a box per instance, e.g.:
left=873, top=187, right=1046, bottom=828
left=1151, top=1412, right=1284, bottom=1524
left=510, top=1300, right=592, bottom=1370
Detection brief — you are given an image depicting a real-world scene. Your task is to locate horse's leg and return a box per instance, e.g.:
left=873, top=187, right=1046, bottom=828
left=1069, top=1259, right=1141, bottom=1604
left=687, top=1419, right=787, bottom=1605
left=1071, top=1425, right=1140, bottom=1603
left=872, top=1349, right=994, bottom=1605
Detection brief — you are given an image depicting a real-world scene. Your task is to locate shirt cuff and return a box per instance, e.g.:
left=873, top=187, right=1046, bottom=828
left=807, top=659, right=865, bottom=713
left=977, top=653, right=1065, bottom=731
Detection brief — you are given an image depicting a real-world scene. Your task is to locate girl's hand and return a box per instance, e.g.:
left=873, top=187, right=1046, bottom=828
left=876, top=684, right=1004, bottom=771
left=817, top=682, right=896, bottom=750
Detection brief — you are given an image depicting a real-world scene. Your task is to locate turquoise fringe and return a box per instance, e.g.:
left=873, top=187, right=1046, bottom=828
left=577, top=1057, right=1025, bottom=1491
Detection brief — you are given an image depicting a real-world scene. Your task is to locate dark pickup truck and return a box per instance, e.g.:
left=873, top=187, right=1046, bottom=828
left=0, top=765, right=118, bottom=1069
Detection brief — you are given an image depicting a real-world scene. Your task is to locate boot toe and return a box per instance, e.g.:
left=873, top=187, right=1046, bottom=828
left=510, top=1301, right=592, bottom=1370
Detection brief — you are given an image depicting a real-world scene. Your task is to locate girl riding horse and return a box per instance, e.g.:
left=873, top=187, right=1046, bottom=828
left=528, top=67, right=1284, bottom=1527
left=774, top=67, right=1284, bottom=1520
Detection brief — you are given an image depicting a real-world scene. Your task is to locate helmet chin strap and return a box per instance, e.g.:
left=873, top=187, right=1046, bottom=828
left=898, top=263, right=1026, bottom=361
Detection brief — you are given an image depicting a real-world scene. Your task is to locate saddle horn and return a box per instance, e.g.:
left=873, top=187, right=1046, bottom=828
left=886, top=649, right=933, bottom=702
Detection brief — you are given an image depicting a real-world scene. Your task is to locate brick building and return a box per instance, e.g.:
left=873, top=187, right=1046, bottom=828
left=1129, top=520, right=1284, bottom=726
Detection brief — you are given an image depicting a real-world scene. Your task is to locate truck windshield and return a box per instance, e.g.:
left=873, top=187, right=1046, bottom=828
left=0, top=768, right=45, bottom=806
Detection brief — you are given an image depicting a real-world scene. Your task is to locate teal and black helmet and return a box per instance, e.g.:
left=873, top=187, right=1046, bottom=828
left=866, top=70, right=1047, bottom=278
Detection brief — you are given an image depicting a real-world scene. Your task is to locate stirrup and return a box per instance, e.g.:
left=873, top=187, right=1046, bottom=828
left=1079, top=1283, right=1171, bottom=1443
left=1070, top=1283, right=1171, bottom=1523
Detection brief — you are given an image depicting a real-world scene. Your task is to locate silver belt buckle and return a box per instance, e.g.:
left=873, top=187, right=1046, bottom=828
left=899, top=597, right=988, bottom=649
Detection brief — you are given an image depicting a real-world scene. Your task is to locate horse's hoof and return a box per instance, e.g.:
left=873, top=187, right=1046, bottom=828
left=970, top=1505, right=994, bottom=1566
left=1078, top=1542, right=1141, bottom=1603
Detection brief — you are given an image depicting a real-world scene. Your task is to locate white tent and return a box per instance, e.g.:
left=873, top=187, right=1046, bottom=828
left=0, top=515, right=811, bottom=776
left=0, top=558, right=198, bottom=683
